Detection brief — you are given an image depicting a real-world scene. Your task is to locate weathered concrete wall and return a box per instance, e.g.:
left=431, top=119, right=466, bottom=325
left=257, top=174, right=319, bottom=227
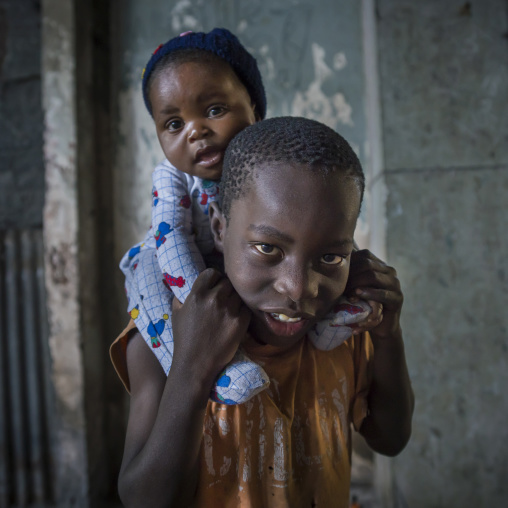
left=377, top=0, right=508, bottom=505
left=41, top=0, right=89, bottom=504
left=0, top=0, right=45, bottom=228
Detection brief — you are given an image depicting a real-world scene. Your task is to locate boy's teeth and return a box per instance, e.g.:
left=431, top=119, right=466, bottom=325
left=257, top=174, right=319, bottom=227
left=270, top=313, right=302, bottom=323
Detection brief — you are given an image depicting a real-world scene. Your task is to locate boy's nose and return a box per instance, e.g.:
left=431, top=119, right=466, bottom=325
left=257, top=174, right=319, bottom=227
left=273, top=263, right=319, bottom=303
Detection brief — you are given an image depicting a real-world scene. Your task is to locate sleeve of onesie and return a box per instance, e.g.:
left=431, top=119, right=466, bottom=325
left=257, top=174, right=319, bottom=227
left=151, top=160, right=206, bottom=303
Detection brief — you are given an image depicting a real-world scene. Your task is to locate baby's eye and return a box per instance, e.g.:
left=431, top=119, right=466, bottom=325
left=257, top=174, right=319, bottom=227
left=254, top=244, right=279, bottom=256
left=167, top=119, right=183, bottom=131
left=321, top=254, right=344, bottom=265
left=208, top=106, right=226, bottom=117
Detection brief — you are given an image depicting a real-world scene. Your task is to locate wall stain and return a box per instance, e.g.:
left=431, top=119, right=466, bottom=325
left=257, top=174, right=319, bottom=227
left=48, top=244, right=71, bottom=284
left=459, top=2, right=472, bottom=17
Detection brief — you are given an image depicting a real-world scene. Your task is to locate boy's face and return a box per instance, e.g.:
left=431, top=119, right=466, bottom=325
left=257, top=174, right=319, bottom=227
left=149, top=60, right=257, bottom=180
left=211, top=163, right=361, bottom=349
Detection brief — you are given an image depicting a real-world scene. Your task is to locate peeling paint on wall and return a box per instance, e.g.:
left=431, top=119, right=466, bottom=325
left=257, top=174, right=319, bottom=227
left=292, top=43, right=353, bottom=129
left=171, top=0, right=199, bottom=32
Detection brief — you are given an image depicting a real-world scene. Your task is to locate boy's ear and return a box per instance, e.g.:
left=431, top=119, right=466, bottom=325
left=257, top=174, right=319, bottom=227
left=209, top=202, right=226, bottom=253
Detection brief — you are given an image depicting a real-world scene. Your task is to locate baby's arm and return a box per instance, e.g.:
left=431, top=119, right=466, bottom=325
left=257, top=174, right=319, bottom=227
left=118, top=270, right=250, bottom=508
left=151, top=161, right=206, bottom=303
left=348, top=250, right=414, bottom=456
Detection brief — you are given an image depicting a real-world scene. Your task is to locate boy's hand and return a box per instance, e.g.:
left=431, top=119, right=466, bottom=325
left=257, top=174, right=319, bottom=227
left=171, top=268, right=251, bottom=385
left=348, top=250, right=413, bottom=457
left=346, top=249, right=403, bottom=341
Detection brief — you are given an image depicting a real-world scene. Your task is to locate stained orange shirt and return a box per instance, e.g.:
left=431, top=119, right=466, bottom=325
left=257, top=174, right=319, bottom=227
left=111, top=323, right=373, bottom=508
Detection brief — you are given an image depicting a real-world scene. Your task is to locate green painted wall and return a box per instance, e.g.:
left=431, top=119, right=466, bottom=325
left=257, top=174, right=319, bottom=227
left=378, top=0, right=508, bottom=505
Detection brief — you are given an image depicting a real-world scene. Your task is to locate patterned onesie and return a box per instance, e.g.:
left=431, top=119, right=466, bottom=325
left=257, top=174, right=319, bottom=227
left=120, top=159, right=370, bottom=404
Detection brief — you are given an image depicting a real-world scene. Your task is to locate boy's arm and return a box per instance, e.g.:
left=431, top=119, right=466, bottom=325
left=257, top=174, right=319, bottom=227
left=347, top=250, right=414, bottom=456
left=118, top=269, right=250, bottom=508
left=152, top=162, right=206, bottom=302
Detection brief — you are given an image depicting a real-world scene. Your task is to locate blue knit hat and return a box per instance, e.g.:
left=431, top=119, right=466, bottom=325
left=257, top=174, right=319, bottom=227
left=142, top=28, right=266, bottom=119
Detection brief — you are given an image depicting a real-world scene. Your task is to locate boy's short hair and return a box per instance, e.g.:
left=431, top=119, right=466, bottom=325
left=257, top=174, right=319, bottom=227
left=221, top=116, right=365, bottom=221
left=142, top=28, right=266, bottom=119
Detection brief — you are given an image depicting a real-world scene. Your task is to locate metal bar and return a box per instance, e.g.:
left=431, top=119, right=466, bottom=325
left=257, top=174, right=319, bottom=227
left=4, top=230, right=28, bottom=506
left=0, top=230, right=10, bottom=508
left=20, top=230, right=45, bottom=503
left=35, top=229, right=54, bottom=503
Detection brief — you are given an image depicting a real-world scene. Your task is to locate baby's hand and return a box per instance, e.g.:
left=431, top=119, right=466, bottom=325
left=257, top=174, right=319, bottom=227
left=347, top=298, right=383, bottom=336
left=171, top=268, right=251, bottom=384
left=346, top=249, right=403, bottom=340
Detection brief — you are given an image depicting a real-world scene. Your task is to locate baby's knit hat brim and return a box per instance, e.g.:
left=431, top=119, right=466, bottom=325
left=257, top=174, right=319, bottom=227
left=142, top=28, right=266, bottom=119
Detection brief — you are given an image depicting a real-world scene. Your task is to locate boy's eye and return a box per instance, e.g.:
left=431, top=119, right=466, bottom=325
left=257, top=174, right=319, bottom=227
left=254, top=244, right=279, bottom=256
left=208, top=106, right=226, bottom=117
left=167, top=119, right=183, bottom=131
left=321, top=254, right=344, bottom=265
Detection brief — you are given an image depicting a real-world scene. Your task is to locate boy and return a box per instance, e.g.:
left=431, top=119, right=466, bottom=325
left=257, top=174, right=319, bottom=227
left=112, top=117, right=414, bottom=507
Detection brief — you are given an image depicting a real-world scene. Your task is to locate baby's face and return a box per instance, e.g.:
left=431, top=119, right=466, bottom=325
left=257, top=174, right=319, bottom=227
left=212, top=163, right=361, bottom=349
left=149, top=60, right=257, bottom=180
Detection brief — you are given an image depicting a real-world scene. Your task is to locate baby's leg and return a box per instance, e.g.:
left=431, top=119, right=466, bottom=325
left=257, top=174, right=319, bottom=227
left=121, top=245, right=175, bottom=374
left=120, top=245, right=269, bottom=404
left=309, top=297, right=371, bottom=351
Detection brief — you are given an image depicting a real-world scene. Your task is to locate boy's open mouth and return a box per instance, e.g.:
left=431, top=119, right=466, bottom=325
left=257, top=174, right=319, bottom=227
left=262, top=311, right=309, bottom=337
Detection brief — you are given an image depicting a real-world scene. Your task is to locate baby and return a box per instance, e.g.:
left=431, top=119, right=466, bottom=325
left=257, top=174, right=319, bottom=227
left=120, top=28, right=371, bottom=404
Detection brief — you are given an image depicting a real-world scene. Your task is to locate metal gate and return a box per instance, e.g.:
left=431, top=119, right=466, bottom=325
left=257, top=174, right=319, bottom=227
left=0, top=228, right=54, bottom=507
